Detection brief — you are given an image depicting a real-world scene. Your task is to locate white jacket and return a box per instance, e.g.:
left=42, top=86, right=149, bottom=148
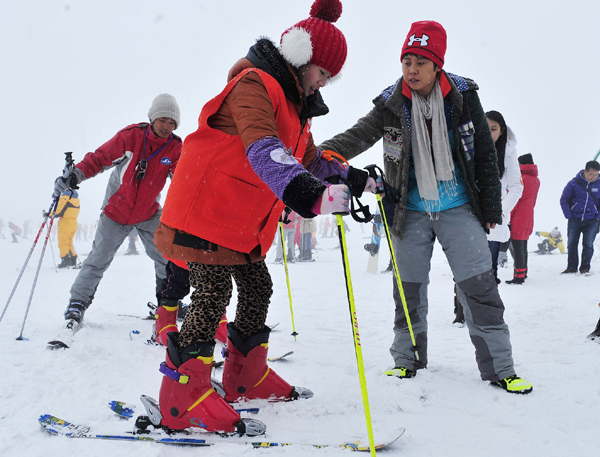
left=487, top=126, right=523, bottom=242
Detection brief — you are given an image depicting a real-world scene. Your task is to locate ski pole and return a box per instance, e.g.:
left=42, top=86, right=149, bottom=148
left=0, top=199, right=58, bottom=325
left=365, top=164, right=420, bottom=362
left=16, top=198, right=59, bottom=340
left=278, top=210, right=298, bottom=341
left=326, top=176, right=376, bottom=456
left=49, top=232, right=58, bottom=272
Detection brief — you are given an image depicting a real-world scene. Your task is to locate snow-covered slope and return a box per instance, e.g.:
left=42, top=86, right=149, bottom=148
left=1, top=215, right=599, bottom=456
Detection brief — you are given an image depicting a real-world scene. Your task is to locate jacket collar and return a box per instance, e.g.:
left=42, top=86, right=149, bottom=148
left=400, top=71, right=452, bottom=100
left=146, top=124, right=171, bottom=145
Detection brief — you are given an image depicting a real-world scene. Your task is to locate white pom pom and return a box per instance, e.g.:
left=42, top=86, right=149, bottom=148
left=280, top=27, right=313, bottom=68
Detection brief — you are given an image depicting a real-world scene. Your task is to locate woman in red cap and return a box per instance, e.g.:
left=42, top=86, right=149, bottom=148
left=152, top=0, right=381, bottom=436
left=320, top=20, right=533, bottom=395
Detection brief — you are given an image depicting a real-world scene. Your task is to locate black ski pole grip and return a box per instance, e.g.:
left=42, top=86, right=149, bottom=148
left=62, top=152, right=74, bottom=179
left=325, top=175, right=373, bottom=223
left=364, top=163, right=400, bottom=204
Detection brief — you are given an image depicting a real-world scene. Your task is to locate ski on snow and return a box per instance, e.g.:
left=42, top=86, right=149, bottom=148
left=47, top=320, right=81, bottom=349
left=39, top=413, right=405, bottom=451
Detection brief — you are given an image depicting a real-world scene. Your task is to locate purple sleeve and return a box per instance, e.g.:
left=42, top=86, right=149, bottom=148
left=246, top=136, right=311, bottom=200
left=305, top=149, right=350, bottom=183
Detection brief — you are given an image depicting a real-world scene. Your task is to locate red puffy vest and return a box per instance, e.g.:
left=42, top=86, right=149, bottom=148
left=161, top=68, right=311, bottom=255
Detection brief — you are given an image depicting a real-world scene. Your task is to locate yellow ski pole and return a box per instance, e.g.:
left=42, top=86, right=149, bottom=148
left=279, top=220, right=298, bottom=341
left=365, top=164, right=419, bottom=362
left=327, top=176, right=377, bottom=456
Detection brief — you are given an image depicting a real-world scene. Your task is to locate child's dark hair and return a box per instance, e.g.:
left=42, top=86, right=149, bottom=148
left=485, top=110, right=507, bottom=179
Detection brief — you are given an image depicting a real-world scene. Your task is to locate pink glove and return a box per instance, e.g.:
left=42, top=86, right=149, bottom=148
left=312, top=184, right=350, bottom=215
left=364, top=176, right=385, bottom=196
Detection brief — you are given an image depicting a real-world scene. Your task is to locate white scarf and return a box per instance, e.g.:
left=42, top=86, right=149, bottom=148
left=411, top=80, right=457, bottom=214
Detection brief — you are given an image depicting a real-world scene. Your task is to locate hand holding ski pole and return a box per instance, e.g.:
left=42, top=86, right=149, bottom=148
left=365, top=164, right=420, bottom=362
left=52, top=152, right=83, bottom=198
left=312, top=184, right=350, bottom=215
left=363, top=175, right=385, bottom=196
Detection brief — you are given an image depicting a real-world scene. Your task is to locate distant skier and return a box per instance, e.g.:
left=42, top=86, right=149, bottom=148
left=505, top=154, right=540, bottom=284
left=559, top=160, right=600, bottom=274
left=45, top=189, right=81, bottom=268
left=534, top=228, right=565, bottom=255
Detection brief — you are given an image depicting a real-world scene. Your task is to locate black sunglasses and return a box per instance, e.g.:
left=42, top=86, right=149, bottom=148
left=136, top=160, right=147, bottom=180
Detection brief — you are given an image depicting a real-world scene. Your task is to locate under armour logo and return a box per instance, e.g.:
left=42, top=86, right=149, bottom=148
left=407, top=33, right=430, bottom=47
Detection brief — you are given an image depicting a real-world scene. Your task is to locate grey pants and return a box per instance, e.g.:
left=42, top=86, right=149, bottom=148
left=69, top=211, right=168, bottom=304
left=390, top=205, right=515, bottom=382
left=276, top=227, right=295, bottom=260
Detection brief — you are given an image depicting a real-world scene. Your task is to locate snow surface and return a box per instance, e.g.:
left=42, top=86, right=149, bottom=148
left=1, top=214, right=599, bottom=457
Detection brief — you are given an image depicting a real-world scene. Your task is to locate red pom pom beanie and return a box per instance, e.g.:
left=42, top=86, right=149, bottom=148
left=280, top=0, right=347, bottom=78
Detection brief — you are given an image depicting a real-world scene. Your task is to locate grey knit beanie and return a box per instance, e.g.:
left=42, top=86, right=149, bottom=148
left=148, top=93, right=180, bottom=129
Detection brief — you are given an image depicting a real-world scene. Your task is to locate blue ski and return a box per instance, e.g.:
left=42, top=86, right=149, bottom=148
left=39, top=414, right=404, bottom=451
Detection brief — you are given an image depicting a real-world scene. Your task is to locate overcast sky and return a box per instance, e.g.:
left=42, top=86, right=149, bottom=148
left=2, top=0, right=599, bottom=235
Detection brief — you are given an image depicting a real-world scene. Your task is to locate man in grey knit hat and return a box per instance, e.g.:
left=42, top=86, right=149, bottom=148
left=48, top=94, right=184, bottom=348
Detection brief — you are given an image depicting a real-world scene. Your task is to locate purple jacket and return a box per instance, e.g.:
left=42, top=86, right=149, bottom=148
left=560, top=170, right=600, bottom=220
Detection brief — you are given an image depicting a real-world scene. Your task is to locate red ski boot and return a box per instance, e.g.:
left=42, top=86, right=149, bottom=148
left=153, top=299, right=179, bottom=346
left=215, top=314, right=228, bottom=345
left=158, top=332, right=265, bottom=435
left=223, top=324, right=313, bottom=403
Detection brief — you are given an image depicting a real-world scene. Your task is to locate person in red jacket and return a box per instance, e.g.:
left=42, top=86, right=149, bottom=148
left=506, top=153, right=540, bottom=284
left=51, top=94, right=183, bottom=329
left=152, top=0, right=381, bottom=436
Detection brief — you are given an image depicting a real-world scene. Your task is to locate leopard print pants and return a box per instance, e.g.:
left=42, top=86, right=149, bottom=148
left=178, top=260, right=273, bottom=347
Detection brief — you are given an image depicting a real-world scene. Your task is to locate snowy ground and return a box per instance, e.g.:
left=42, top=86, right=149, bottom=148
left=1, top=215, right=599, bottom=457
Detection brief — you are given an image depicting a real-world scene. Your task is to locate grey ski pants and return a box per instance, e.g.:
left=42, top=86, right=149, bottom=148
left=390, top=204, right=515, bottom=382
left=69, top=211, right=168, bottom=304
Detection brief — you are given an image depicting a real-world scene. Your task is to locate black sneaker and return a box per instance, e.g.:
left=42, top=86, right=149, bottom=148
left=64, top=300, right=89, bottom=323
left=561, top=269, right=577, bottom=274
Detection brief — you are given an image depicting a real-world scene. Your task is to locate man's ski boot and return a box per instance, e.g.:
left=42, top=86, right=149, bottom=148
left=153, top=299, right=180, bottom=346
left=58, top=255, right=70, bottom=269
left=223, top=323, right=313, bottom=402
left=158, top=332, right=265, bottom=435
left=69, top=253, right=79, bottom=267
left=64, top=300, right=89, bottom=323
left=586, top=317, right=600, bottom=342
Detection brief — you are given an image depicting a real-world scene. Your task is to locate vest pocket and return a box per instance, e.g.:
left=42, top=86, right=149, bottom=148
left=201, top=171, right=260, bottom=232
